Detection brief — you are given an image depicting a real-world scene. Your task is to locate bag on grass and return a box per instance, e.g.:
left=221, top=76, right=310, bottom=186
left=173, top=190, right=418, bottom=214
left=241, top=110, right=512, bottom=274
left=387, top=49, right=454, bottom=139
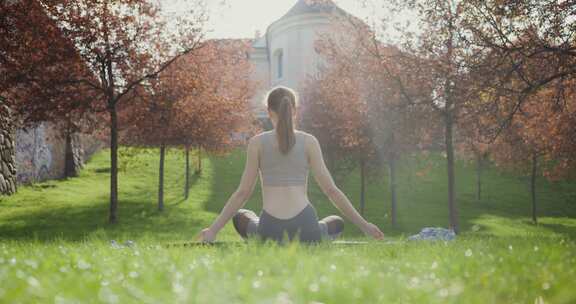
left=407, top=227, right=456, bottom=241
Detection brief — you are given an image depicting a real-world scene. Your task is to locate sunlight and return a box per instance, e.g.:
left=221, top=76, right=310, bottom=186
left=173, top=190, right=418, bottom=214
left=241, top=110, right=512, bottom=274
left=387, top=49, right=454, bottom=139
left=2, top=0, right=575, bottom=302
left=160, top=0, right=383, bottom=39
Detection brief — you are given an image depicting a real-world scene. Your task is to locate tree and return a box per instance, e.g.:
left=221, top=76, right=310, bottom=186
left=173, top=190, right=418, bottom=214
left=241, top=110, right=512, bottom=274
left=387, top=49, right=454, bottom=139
left=1, top=0, right=103, bottom=181
left=489, top=110, right=543, bottom=225
left=461, top=0, right=576, bottom=179
left=495, top=82, right=575, bottom=224
left=121, top=38, right=257, bottom=209
left=174, top=38, right=259, bottom=185
left=120, top=77, right=182, bottom=211
left=34, top=0, right=208, bottom=223
left=306, top=18, right=435, bottom=227
left=300, top=47, right=383, bottom=217
left=457, top=104, right=493, bottom=201
left=462, top=0, right=576, bottom=134
left=458, top=0, right=576, bottom=221
left=349, top=0, right=491, bottom=233
left=537, top=82, right=576, bottom=180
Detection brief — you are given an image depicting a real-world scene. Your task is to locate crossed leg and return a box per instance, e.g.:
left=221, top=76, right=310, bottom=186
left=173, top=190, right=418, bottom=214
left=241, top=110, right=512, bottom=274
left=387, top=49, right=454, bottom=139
left=233, top=209, right=344, bottom=241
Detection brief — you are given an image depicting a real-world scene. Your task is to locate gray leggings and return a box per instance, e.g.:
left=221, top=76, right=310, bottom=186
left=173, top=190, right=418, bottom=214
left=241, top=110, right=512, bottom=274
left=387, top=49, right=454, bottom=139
left=245, top=204, right=330, bottom=245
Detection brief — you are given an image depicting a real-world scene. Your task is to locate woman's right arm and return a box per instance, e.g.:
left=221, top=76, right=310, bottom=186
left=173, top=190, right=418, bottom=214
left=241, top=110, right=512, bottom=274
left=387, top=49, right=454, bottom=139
left=306, top=134, right=371, bottom=234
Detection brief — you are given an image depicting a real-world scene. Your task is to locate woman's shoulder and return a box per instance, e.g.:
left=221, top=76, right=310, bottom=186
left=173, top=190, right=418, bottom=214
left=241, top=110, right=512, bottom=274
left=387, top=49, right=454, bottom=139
left=255, top=130, right=273, bottom=140
left=295, top=129, right=312, bottom=137
left=252, top=129, right=313, bottom=142
left=250, top=130, right=272, bottom=145
left=295, top=130, right=316, bottom=146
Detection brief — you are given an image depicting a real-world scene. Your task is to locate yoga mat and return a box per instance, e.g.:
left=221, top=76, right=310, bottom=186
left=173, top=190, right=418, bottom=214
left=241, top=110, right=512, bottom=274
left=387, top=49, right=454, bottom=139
left=165, top=241, right=245, bottom=248
left=165, top=240, right=386, bottom=248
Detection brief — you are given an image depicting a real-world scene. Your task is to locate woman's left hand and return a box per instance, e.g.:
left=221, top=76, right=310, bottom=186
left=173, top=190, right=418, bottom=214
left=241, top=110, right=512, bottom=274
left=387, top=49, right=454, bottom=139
left=196, top=227, right=217, bottom=243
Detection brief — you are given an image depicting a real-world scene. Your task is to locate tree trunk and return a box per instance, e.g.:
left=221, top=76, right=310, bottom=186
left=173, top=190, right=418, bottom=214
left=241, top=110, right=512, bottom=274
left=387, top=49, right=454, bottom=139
left=407, top=154, right=413, bottom=189
left=64, top=128, right=75, bottom=178
left=158, top=144, right=166, bottom=212
left=445, top=114, right=459, bottom=233
left=531, top=152, right=538, bottom=225
left=185, top=145, right=190, bottom=199
left=108, top=106, right=119, bottom=224
left=360, top=158, right=365, bottom=216
left=476, top=153, right=482, bottom=201
left=64, top=123, right=81, bottom=178
left=389, top=154, right=398, bottom=228
left=196, top=145, right=202, bottom=174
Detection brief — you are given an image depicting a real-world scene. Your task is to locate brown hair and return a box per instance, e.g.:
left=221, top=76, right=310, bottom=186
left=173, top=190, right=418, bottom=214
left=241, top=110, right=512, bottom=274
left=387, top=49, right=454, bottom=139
left=267, top=86, right=297, bottom=155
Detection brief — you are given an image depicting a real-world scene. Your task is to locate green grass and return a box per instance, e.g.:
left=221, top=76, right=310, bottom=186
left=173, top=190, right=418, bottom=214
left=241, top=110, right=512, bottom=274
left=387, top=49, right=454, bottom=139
left=0, top=146, right=575, bottom=303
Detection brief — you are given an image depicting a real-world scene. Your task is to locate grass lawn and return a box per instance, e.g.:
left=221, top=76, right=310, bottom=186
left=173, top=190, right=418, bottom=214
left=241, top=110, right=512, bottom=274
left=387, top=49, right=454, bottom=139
left=0, top=146, right=575, bottom=303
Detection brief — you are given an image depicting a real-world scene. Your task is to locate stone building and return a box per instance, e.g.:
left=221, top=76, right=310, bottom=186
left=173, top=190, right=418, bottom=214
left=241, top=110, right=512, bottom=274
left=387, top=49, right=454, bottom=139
left=247, top=0, right=350, bottom=121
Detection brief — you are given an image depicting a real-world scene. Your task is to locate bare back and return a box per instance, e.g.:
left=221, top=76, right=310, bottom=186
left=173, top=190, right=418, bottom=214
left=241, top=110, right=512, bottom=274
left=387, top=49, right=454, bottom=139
left=258, top=130, right=337, bottom=219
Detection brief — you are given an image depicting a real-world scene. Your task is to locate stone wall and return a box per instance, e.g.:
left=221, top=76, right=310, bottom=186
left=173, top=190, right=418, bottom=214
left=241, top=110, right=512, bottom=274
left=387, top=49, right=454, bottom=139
left=0, top=105, right=104, bottom=195
left=14, top=122, right=104, bottom=185
left=15, top=122, right=57, bottom=183
left=0, top=104, right=17, bottom=195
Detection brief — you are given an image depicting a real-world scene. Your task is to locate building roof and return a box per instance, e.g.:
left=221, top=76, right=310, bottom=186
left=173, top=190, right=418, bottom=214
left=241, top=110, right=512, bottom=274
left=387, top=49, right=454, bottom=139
left=250, top=0, right=361, bottom=50
left=280, top=0, right=345, bottom=20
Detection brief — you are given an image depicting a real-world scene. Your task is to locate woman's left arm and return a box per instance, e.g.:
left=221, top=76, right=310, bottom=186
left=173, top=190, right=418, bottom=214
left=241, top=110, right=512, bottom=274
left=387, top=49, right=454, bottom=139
left=206, top=136, right=260, bottom=236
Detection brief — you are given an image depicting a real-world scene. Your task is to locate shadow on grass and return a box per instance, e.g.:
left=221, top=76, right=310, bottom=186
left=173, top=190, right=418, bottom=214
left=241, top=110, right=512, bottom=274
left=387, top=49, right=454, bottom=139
left=0, top=148, right=207, bottom=243
left=538, top=222, right=576, bottom=239
left=0, top=199, right=208, bottom=242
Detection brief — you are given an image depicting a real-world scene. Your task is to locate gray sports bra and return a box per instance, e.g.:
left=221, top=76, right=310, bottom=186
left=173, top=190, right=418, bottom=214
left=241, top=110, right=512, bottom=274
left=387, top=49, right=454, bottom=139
left=259, top=130, right=309, bottom=187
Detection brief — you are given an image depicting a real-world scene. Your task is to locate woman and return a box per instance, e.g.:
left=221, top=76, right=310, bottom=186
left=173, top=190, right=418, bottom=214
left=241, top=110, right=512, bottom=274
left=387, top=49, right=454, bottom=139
left=196, top=86, right=384, bottom=244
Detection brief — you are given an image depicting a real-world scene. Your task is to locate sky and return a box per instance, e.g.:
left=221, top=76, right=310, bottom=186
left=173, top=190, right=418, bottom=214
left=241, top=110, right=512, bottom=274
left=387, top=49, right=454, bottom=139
left=160, top=0, right=386, bottom=39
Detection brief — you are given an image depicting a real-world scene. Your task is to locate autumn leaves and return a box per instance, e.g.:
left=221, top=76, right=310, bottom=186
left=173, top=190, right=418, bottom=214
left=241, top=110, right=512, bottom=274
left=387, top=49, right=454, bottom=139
left=1, top=1, right=257, bottom=223
left=299, top=0, right=576, bottom=232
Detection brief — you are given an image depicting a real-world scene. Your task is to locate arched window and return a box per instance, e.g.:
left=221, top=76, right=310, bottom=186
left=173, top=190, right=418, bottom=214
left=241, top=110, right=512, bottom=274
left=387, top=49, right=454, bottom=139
left=274, top=49, right=283, bottom=79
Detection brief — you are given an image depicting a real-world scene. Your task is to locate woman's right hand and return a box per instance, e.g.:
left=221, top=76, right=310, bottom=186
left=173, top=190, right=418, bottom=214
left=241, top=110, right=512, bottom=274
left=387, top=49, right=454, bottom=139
left=195, top=227, right=217, bottom=243
left=362, top=222, right=384, bottom=240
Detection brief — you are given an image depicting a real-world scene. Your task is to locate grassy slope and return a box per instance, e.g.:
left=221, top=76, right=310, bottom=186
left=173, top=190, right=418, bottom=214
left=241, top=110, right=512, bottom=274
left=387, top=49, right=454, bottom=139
left=0, top=147, right=229, bottom=242
left=1, top=147, right=575, bottom=241
left=0, top=147, right=575, bottom=303
left=210, top=146, right=576, bottom=239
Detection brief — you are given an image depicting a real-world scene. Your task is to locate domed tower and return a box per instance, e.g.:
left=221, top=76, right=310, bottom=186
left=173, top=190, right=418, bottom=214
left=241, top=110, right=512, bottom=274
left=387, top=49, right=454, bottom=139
left=249, top=0, right=347, bottom=120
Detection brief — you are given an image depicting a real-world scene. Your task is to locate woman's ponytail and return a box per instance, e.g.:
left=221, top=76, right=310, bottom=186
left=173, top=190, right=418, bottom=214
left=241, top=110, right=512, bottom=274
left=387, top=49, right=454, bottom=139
left=267, top=87, right=297, bottom=154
